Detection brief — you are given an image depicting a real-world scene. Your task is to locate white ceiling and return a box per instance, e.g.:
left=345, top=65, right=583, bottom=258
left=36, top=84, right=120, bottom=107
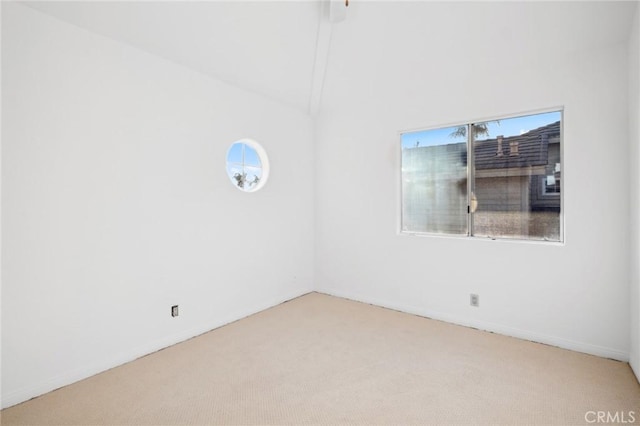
left=22, top=1, right=639, bottom=116
left=24, top=1, right=324, bottom=113
left=321, top=1, right=638, bottom=111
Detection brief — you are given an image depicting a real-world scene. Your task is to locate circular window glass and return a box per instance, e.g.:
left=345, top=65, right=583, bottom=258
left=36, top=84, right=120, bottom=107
left=226, top=139, right=269, bottom=192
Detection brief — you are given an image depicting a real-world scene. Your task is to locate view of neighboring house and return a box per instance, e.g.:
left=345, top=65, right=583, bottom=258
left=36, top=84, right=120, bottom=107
left=402, top=120, right=561, bottom=240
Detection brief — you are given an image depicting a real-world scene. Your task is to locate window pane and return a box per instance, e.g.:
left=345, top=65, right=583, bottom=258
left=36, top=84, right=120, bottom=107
left=243, top=166, right=262, bottom=189
left=472, top=111, right=561, bottom=241
left=243, top=145, right=261, bottom=167
left=227, top=142, right=243, bottom=164
left=401, top=126, right=468, bottom=235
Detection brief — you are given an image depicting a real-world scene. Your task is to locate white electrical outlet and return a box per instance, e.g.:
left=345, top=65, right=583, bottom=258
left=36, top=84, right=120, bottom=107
left=470, top=294, right=479, bottom=307
left=171, top=305, right=179, bottom=317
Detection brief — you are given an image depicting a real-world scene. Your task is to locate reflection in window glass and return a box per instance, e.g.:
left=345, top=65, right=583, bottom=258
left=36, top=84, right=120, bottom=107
left=226, top=140, right=268, bottom=192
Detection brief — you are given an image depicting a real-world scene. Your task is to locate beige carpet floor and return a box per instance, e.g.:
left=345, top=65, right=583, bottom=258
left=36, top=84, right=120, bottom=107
left=2, top=292, right=639, bottom=425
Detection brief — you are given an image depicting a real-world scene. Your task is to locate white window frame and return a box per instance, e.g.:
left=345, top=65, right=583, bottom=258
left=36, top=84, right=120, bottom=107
left=225, top=138, right=270, bottom=193
left=398, top=107, right=564, bottom=244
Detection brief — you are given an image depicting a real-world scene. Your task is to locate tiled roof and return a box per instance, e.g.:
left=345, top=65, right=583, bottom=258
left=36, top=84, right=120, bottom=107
left=402, top=121, right=561, bottom=171
left=474, top=121, right=560, bottom=170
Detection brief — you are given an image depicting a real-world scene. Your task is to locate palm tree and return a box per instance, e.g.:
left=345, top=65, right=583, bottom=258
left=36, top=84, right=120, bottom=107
left=233, top=172, right=247, bottom=189
left=450, top=121, right=499, bottom=139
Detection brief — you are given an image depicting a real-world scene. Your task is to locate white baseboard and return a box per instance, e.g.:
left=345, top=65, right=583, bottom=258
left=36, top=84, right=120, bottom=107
left=3, top=287, right=628, bottom=409
left=1, top=289, right=310, bottom=410
left=316, top=287, right=629, bottom=362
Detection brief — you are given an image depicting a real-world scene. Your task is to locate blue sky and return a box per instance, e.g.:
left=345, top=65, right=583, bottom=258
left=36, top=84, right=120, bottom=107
left=401, top=110, right=562, bottom=149
left=228, top=142, right=261, bottom=166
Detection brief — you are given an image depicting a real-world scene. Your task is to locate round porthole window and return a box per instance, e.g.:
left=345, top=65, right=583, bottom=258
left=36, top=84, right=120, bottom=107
left=226, top=139, right=269, bottom=192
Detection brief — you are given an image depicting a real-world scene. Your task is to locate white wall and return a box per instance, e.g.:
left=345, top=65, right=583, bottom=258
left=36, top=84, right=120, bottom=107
left=316, top=2, right=632, bottom=360
left=1, top=3, right=314, bottom=408
left=629, top=4, right=640, bottom=381
left=0, top=0, right=3, bottom=408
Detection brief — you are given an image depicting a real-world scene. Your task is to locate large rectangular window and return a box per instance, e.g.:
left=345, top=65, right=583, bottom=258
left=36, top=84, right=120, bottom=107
left=401, top=110, right=562, bottom=242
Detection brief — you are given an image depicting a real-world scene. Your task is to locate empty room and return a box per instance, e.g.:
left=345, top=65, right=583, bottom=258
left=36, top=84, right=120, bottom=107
left=2, top=0, right=640, bottom=424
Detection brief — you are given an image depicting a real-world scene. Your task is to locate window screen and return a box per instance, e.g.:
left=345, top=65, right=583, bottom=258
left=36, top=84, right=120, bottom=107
left=401, top=110, right=562, bottom=242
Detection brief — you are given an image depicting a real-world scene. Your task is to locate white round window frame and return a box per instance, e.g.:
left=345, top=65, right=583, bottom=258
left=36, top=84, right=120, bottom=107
left=225, top=138, right=270, bottom=193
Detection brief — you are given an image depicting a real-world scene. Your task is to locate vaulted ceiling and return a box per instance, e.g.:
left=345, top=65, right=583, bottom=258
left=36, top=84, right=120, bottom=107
left=24, top=1, right=325, bottom=113
left=23, top=1, right=638, bottom=116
